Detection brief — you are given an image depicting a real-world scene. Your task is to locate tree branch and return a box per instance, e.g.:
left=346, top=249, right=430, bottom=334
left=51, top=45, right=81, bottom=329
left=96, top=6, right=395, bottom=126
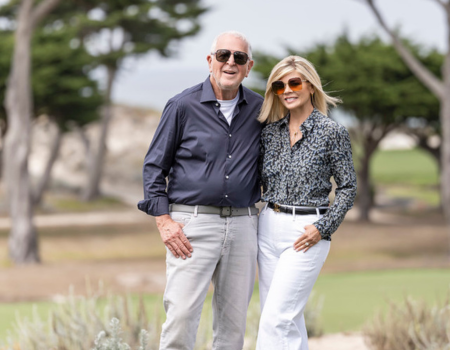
left=430, top=0, right=446, bottom=10
left=365, top=0, right=445, bottom=100
left=31, top=0, right=62, bottom=29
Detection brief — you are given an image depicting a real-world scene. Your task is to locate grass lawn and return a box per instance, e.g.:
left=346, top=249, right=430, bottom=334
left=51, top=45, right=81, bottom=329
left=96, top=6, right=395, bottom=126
left=1, top=268, right=448, bottom=341
left=313, top=268, right=450, bottom=333
left=371, top=148, right=439, bottom=187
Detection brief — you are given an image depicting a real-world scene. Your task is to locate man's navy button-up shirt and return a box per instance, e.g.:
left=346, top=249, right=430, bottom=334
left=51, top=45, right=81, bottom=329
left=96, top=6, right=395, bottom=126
left=138, top=77, right=264, bottom=216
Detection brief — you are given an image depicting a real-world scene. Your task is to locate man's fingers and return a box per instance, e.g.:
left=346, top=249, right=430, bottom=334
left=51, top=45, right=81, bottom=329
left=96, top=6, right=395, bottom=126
left=166, top=244, right=179, bottom=258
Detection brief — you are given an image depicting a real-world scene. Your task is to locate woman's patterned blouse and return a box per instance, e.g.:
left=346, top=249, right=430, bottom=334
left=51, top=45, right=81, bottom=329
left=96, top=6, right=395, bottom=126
left=260, top=108, right=357, bottom=240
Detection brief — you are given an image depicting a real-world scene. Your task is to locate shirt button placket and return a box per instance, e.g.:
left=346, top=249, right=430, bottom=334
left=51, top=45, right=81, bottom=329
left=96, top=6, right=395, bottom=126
left=225, top=131, right=232, bottom=202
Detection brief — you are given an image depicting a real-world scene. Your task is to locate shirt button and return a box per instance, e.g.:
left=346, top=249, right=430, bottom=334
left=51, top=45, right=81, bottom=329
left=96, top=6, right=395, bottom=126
left=225, top=175, right=229, bottom=179
left=225, top=195, right=228, bottom=198
left=229, top=134, right=232, bottom=138
left=228, top=155, right=232, bottom=159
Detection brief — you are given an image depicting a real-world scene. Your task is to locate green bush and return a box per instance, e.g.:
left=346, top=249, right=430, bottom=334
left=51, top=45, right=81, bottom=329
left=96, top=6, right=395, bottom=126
left=363, top=293, right=450, bottom=350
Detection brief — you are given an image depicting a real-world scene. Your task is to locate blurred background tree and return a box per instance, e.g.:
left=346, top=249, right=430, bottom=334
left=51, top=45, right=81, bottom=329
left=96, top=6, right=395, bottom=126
left=252, top=33, right=441, bottom=221
left=46, top=0, right=209, bottom=201
left=1, top=0, right=64, bottom=264
left=0, top=0, right=208, bottom=264
left=364, top=0, right=450, bottom=224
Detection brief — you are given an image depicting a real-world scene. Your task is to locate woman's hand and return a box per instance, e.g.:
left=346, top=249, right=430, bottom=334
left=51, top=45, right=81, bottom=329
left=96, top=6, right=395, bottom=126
left=294, top=224, right=321, bottom=253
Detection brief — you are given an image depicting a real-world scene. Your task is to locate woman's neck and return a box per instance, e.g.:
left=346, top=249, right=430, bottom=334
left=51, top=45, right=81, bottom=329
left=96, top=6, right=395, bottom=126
left=289, top=105, right=314, bottom=126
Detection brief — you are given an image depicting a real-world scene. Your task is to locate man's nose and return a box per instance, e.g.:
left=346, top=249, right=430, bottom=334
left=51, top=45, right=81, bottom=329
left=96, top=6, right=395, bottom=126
left=226, top=53, right=236, bottom=66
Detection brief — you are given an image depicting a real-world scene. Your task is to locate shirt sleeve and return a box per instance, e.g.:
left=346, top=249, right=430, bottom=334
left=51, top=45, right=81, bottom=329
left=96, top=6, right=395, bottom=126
left=137, top=99, right=183, bottom=216
left=313, top=126, right=357, bottom=239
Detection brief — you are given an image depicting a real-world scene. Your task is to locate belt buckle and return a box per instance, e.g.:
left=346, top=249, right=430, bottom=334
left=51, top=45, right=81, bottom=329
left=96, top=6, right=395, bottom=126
left=273, top=203, right=280, bottom=213
left=220, top=206, right=232, bottom=217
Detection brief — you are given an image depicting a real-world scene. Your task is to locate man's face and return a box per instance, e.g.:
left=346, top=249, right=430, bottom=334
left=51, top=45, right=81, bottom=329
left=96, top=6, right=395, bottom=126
left=207, top=35, right=254, bottom=96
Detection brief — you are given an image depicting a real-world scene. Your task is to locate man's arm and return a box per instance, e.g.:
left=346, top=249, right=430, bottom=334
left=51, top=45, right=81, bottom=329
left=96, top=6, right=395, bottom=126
left=138, top=99, right=193, bottom=258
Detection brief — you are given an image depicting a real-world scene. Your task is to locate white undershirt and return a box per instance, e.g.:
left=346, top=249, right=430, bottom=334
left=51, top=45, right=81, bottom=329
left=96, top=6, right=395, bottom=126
left=217, top=92, right=240, bottom=125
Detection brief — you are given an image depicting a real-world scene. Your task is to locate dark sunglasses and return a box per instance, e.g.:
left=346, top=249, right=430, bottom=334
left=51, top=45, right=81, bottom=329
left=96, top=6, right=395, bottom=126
left=212, top=49, right=250, bottom=65
left=272, top=78, right=309, bottom=95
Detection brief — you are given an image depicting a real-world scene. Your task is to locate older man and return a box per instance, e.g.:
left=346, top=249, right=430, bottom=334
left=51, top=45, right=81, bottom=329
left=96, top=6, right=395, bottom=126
left=138, top=31, right=263, bottom=350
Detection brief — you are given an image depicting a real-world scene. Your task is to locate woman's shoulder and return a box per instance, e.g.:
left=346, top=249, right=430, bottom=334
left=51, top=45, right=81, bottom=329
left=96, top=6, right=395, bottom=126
left=313, top=110, right=349, bottom=136
left=262, top=116, right=286, bottom=135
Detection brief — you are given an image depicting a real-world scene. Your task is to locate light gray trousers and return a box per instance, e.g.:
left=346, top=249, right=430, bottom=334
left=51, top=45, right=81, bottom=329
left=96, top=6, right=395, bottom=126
left=159, top=210, right=258, bottom=350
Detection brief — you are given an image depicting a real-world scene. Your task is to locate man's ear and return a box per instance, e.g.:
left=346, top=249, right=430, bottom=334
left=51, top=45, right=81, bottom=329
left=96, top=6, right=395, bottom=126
left=207, top=55, right=213, bottom=73
left=245, top=59, right=254, bottom=77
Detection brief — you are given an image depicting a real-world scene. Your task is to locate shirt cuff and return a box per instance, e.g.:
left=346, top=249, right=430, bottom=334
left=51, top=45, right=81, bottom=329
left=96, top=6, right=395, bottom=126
left=137, top=197, right=170, bottom=216
left=313, top=221, right=332, bottom=241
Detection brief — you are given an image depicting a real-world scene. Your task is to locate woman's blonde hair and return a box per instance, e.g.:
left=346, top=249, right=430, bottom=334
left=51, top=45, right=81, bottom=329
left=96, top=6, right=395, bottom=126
left=258, top=55, right=341, bottom=124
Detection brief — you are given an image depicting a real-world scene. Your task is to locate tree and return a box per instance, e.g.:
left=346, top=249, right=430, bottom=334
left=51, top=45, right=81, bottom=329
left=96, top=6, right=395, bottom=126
left=364, top=0, right=450, bottom=223
left=0, top=9, right=102, bottom=206
left=30, top=26, right=102, bottom=204
left=252, top=34, right=440, bottom=221
left=48, top=0, right=209, bottom=200
left=2, top=0, right=62, bottom=264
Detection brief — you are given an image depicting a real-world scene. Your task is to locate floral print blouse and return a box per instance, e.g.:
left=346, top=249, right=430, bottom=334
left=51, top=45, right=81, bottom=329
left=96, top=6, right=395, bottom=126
left=260, top=108, right=357, bottom=240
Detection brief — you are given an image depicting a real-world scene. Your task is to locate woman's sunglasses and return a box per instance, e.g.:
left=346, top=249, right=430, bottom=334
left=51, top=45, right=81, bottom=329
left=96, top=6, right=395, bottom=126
left=272, top=78, right=309, bottom=95
left=211, top=49, right=250, bottom=65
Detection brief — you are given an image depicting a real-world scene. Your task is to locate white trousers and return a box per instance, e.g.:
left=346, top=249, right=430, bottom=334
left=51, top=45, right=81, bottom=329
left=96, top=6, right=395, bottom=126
left=160, top=211, right=258, bottom=350
left=256, top=206, right=330, bottom=350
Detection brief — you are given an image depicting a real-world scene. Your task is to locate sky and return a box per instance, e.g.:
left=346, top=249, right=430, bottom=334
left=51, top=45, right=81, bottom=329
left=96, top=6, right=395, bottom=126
left=111, top=0, right=446, bottom=111
left=0, top=0, right=446, bottom=111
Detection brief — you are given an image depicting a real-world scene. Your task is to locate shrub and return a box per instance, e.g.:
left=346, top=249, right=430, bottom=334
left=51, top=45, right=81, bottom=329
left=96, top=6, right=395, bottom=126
left=1, top=286, right=324, bottom=350
left=92, top=318, right=148, bottom=350
left=1, top=286, right=160, bottom=350
left=363, top=294, right=450, bottom=350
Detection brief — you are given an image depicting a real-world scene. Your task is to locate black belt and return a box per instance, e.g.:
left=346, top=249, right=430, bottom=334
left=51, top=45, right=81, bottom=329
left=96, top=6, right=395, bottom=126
left=268, top=202, right=327, bottom=215
left=170, top=204, right=259, bottom=217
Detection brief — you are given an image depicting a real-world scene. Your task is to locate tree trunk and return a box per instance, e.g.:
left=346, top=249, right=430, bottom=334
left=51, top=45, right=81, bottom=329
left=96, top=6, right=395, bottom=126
left=82, top=66, right=116, bottom=201
left=357, top=154, right=372, bottom=222
left=3, top=0, right=62, bottom=264
left=32, top=122, right=62, bottom=206
left=3, top=0, right=39, bottom=264
left=441, top=85, right=450, bottom=222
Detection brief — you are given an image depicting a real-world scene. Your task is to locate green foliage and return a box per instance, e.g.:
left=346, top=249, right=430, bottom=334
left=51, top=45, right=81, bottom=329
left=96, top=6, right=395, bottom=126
left=0, top=11, right=102, bottom=131
left=43, top=0, right=209, bottom=70
left=364, top=293, right=450, bottom=350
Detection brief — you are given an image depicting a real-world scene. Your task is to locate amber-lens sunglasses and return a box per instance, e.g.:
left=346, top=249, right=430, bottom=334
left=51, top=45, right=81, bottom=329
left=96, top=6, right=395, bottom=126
left=272, top=78, right=309, bottom=95
left=211, top=49, right=250, bottom=65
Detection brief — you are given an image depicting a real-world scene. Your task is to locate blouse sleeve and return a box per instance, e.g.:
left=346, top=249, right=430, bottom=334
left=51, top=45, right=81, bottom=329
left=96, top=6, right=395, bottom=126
left=313, top=125, right=357, bottom=239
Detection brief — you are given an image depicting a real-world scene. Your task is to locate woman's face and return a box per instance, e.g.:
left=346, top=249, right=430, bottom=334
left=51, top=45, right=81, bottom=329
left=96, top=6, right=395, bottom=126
left=276, top=71, right=314, bottom=112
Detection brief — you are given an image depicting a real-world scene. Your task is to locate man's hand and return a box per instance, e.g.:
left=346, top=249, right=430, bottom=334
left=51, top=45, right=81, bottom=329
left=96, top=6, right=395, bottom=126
left=155, top=214, right=193, bottom=259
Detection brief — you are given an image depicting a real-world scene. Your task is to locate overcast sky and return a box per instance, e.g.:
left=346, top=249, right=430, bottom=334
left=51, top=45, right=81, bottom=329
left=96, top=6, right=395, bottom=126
left=112, top=0, right=445, bottom=110
left=0, top=0, right=446, bottom=110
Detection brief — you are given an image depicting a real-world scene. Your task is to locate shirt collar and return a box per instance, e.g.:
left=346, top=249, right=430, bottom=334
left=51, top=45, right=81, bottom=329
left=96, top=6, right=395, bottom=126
left=279, top=108, right=319, bottom=136
left=200, top=76, right=248, bottom=105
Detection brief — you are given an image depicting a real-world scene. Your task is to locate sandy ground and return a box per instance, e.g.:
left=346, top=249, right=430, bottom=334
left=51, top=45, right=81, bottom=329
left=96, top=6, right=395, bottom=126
left=309, top=333, right=369, bottom=350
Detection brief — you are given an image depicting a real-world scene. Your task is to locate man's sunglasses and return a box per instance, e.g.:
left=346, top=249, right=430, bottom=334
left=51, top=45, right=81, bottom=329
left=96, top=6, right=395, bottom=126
left=211, top=49, right=250, bottom=65
left=272, top=78, right=309, bottom=95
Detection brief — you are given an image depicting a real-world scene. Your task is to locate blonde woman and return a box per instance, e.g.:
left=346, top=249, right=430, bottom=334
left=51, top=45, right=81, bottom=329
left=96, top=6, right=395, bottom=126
left=256, top=56, right=357, bottom=349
